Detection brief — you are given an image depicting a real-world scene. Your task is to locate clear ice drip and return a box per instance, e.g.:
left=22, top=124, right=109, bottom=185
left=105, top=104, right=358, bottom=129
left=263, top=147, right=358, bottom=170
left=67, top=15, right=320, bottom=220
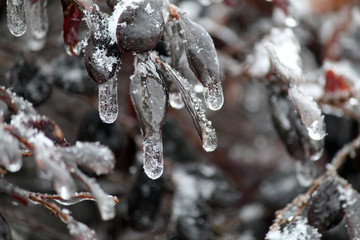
left=27, top=0, right=48, bottom=39
left=143, top=132, right=164, bottom=180
left=0, top=128, right=22, bottom=172
left=169, top=91, right=185, bottom=109
left=163, top=62, right=218, bottom=152
left=7, top=0, right=27, bottom=37
left=204, top=83, right=224, bottom=111
left=98, top=77, right=118, bottom=124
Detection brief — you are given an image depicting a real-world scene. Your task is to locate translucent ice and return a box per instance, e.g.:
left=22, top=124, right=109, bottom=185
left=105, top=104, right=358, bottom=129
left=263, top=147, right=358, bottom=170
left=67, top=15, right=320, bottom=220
left=98, top=77, right=118, bottom=124
left=143, top=132, right=164, bottom=179
left=204, top=84, right=224, bottom=111
left=169, top=91, right=185, bottom=109
left=7, top=0, right=27, bottom=37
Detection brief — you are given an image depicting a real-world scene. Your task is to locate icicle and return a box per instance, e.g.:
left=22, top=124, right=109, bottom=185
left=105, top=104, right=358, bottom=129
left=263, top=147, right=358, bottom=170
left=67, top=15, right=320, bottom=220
left=27, top=0, right=48, bottom=39
left=0, top=128, right=22, bottom=172
left=204, top=83, right=224, bottom=111
left=169, top=91, right=185, bottom=109
left=6, top=0, right=27, bottom=37
left=98, top=76, right=118, bottom=124
left=202, top=126, right=217, bottom=152
left=143, top=131, right=164, bottom=179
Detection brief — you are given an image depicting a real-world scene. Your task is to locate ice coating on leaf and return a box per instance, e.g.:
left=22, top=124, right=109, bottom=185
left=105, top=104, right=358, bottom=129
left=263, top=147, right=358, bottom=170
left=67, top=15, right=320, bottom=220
left=130, top=54, right=167, bottom=179
left=307, top=177, right=344, bottom=232
left=179, top=13, right=223, bottom=111
left=289, top=87, right=325, bottom=141
left=84, top=11, right=122, bottom=85
left=7, top=0, right=27, bottom=37
left=98, top=77, right=118, bottom=124
left=57, top=142, right=115, bottom=175
left=143, top=132, right=164, bottom=179
left=169, top=91, right=185, bottom=109
left=67, top=217, right=98, bottom=240
left=266, top=217, right=321, bottom=240
left=249, top=28, right=303, bottom=83
left=0, top=127, right=22, bottom=172
left=27, top=0, right=48, bottom=39
left=74, top=169, right=116, bottom=220
left=161, top=61, right=218, bottom=152
left=130, top=54, right=167, bottom=134
left=116, top=0, right=165, bottom=52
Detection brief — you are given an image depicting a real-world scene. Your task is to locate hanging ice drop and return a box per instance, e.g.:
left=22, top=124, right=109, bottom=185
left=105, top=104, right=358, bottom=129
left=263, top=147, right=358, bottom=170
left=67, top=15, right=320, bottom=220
left=204, top=83, right=224, bottom=111
left=169, top=91, right=185, bottom=109
left=202, top=126, right=217, bottom=152
left=6, top=0, right=27, bottom=37
left=98, top=77, right=118, bottom=124
left=143, top=132, right=164, bottom=180
left=27, top=0, right=48, bottom=39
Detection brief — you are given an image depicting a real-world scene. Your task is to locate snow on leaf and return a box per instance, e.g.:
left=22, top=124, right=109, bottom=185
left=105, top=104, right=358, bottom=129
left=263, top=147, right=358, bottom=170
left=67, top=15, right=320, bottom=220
left=266, top=217, right=321, bottom=240
left=248, top=28, right=303, bottom=84
left=56, top=142, right=115, bottom=175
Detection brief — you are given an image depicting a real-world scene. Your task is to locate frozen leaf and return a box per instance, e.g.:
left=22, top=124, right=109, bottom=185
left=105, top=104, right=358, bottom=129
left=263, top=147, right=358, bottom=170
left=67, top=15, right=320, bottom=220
left=74, top=169, right=116, bottom=220
left=130, top=54, right=167, bottom=179
left=84, top=12, right=122, bottom=85
left=322, top=70, right=351, bottom=102
left=289, top=86, right=326, bottom=141
left=67, top=216, right=98, bottom=240
left=159, top=61, right=217, bottom=152
left=6, top=0, right=27, bottom=37
left=179, top=12, right=223, bottom=111
left=0, top=87, right=36, bottom=115
left=307, top=177, right=344, bottom=232
left=0, top=126, right=22, bottom=172
left=116, top=0, right=165, bottom=53
left=56, top=142, right=115, bottom=175
left=273, top=0, right=288, bottom=15
left=266, top=217, right=321, bottom=240
left=27, top=0, right=48, bottom=39
left=267, top=82, right=324, bottom=163
left=249, top=28, right=303, bottom=84
left=61, top=0, right=83, bottom=56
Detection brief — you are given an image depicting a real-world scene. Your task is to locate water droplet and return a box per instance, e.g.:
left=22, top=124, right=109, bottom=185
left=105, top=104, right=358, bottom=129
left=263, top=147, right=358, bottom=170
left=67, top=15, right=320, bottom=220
left=310, top=148, right=323, bottom=161
left=99, top=77, right=118, bottom=124
left=7, top=0, right=27, bottom=37
left=7, top=158, right=22, bottom=172
left=296, top=161, right=316, bottom=187
left=169, top=92, right=185, bottom=109
left=204, top=84, right=224, bottom=111
left=285, top=17, right=297, bottom=28
left=143, top=132, right=163, bottom=179
left=202, top=126, right=217, bottom=152
left=307, top=120, right=326, bottom=141
left=65, top=42, right=82, bottom=56
left=55, top=184, right=73, bottom=201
